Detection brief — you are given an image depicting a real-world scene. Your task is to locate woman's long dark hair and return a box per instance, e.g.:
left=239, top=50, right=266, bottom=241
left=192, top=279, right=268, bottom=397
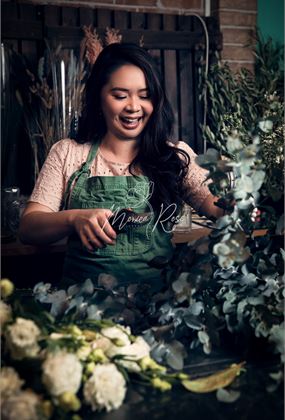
left=77, top=43, right=190, bottom=216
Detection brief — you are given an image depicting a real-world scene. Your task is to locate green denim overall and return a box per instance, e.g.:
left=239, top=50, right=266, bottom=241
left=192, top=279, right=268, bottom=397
left=61, top=142, right=174, bottom=287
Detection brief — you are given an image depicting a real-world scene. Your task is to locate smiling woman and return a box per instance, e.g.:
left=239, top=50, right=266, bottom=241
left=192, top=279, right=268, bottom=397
left=19, top=43, right=223, bottom=287
left=100, top=64, right=154, bottom=159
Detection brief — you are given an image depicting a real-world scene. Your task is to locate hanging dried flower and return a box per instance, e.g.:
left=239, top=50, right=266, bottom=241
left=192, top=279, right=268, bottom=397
left=81, top=25, right=103, bottom=66
left=105, top=27, right=122, bottom=46
left=139, top=35, right=144, bottom=48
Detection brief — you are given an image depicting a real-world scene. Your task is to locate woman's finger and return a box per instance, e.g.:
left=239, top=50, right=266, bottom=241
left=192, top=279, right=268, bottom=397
left=90, top=216, right=116, bottom=244
left=101, top=218, right=117, bottom=239
left=81, top=226, right=105, bottom=250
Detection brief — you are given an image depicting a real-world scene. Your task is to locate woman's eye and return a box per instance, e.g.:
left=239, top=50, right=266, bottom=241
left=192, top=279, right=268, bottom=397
left=113, top=96, right=127, bottom=100
left=140, top=96, right=151, bottom=100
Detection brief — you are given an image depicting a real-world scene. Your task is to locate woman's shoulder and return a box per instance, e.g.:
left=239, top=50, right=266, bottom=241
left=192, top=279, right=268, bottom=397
left=168, top=140, right=197, bottom=159
left=50, top=138, right=90, bottom=152
left=49, top=138, right=92, bottom=160
left=175, top=140, right=196, bottom=157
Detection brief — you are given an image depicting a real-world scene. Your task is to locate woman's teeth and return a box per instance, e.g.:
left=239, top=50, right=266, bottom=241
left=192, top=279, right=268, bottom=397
left=121, top=117, right=141, bottom=123
left=119, top=116, right=143, bottom=129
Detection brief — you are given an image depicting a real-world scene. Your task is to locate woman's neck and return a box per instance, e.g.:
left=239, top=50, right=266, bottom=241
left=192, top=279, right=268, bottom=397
left=100, top=135, right=138, bottom=163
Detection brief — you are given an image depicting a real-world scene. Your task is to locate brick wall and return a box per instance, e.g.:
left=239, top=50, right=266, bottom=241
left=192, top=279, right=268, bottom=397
left=212, top=0, right=257, bottom=72
left=21, top=0, right=258, bottom=71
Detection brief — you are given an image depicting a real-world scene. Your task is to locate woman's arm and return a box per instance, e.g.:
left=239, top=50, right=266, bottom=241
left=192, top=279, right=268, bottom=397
left=19, top=202, right=117, bottom=251
left=18, top=140, right=117, bottom=250
left=198, top=194, right=224, bottom=221
left=175, top=141, right=224, bottom=221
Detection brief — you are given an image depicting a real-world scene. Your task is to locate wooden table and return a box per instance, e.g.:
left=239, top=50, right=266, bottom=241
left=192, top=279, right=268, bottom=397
left=1, top=227, right=212, bottom=257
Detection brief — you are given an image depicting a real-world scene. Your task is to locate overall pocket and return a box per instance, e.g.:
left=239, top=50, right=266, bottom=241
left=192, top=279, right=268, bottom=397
left=79, top=200, right=154, bottom=256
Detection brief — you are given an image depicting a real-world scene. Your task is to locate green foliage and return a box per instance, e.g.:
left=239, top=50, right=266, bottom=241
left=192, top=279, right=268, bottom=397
left=200, top=35, right=284, bottom=203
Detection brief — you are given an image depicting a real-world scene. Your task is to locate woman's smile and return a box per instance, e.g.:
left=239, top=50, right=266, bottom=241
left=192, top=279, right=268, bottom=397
left=119, top=115, right=143, bottom=130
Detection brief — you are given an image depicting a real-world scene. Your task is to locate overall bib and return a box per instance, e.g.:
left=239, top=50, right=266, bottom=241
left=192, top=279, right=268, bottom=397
left=62, top=142, right=174, bottom=287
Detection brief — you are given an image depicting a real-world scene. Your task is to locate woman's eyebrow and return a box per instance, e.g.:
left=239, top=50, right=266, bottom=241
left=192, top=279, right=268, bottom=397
left=110, top=87, right=149, bottom=92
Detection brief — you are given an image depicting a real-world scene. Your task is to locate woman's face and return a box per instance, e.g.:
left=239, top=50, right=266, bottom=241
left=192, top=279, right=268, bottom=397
left=100, top=64, right=154, bottom=142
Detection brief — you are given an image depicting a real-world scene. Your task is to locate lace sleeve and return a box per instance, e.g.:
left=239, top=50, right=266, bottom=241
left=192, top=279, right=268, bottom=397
left=176, top=141, right=211, bottom=211
left=29, top=140, right=69, bottom=212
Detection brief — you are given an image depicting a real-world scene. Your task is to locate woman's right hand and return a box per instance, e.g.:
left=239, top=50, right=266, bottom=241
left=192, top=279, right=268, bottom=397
left=72, top=208, right=117, bottom=251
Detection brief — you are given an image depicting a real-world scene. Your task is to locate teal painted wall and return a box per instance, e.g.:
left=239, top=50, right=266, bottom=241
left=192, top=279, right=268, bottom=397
left=257, top=0, right=284, bottom=45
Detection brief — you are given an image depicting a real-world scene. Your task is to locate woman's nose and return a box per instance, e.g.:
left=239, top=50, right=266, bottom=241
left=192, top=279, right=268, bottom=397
left=125, top=97, right=141, bottom=112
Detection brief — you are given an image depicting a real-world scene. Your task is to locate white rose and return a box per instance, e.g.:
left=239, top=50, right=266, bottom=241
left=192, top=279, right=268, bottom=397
left=1, top=390, right=41, bottom=420
left=5, top=318, right=41, bottom=360
left=0, top=367, right=24, bottom=402
left=0, top=300, right=12, bottom=330
left=101, top=326, right=131, bottom=346
left=83, top=363, right=126, bottom=412
left=91, top=334, right=113, bottom=353
left=106, top=336, right=150, bottom=372
left=42, top=350, right=82, bottom=396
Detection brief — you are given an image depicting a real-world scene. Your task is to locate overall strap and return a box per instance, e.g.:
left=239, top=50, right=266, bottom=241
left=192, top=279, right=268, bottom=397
left=62, top=142, right=100, bottom=209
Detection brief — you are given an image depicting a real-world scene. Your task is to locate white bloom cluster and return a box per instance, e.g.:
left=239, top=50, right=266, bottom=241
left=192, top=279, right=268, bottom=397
left=0, top=367, right=24, bottom=401
left=97, top=326, right=150, bottom=371
left=101, top=325, right=131, bottom=346
left=5, top=318, right=40, bottom=360
left=1, top=390, right=41, bottom=420
left=106, top=336, right=150, bottom=372
left=91, top=334, right=113, bottom=352
left=42, top=350, right=83, bottom=396
left=0, top=300, right=12, bottom=329
left=83, top=363, right=126, bottom=412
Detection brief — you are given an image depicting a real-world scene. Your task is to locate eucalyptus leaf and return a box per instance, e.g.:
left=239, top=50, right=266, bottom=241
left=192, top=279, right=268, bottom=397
left=165, top=340, right=186, bottom=370
left=226, top=136, right=244, bottom=153
left=195, top=148, right=220, bottom=167
left=215, top=215, right=233, bottom=229
left=151, top=342, right=168, bottom=363
left=98, top=273, right=118, bottom=290
left=216, top=388, right=241, bottom=403
left=247, top=296, right=265, bottom=305
left=33, top=282, right=52, bottom=302
left=184, top=314, right=204, bottom=330
left=86, top=304, right=103, bottom=320
left=197, top=330, right=210, bottom=344
left=223, top=300, right=236, bottom=314
left=80, top=278, right=94, bottom=295
left=235, top=176, right=254, bottom=193
left=276, top=215, right=284, bottom=235
left=251, top=170, right=266, bottom=192
left=189, top=301, right=204, bottom=316
left=48, top=290, right=69, bottom=317
left=259, top=119, right=273, bottom=133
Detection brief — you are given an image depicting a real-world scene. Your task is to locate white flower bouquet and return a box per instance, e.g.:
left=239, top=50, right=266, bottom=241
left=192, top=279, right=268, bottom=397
left=0, top=278, right=245, bottom=419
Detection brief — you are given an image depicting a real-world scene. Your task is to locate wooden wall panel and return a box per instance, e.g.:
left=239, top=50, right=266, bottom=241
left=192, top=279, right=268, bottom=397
left=163, top=14, right=179, bottom=140
left=79, top=8, right=95, bottom=26
left=2, top=1, right=222, bottom=155
left=113, top=10, right=129, bottom=29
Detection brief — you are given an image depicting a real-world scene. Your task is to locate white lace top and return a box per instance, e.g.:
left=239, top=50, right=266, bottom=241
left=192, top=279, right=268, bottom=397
left=29, top=138, right=211, bottom=212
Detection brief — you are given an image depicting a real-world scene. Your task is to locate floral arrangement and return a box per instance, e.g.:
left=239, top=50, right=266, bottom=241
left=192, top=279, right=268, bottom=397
left=24, top=133, right=284, bottom=368
left=0, top=279, right=245, bottom=419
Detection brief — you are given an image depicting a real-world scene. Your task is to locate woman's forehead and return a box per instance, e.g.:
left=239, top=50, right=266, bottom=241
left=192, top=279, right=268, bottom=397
left=105, top=64, right=148, bottom=89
